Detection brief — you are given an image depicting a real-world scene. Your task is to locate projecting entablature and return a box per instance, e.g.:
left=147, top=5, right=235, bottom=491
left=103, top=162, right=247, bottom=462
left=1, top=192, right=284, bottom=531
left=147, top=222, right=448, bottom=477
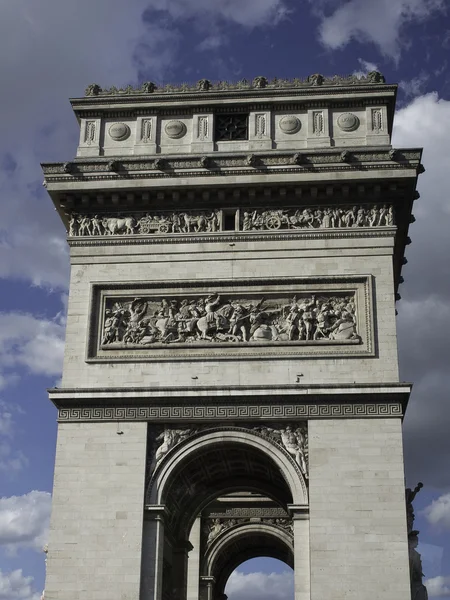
left=70, top=73, right=397, bottom=158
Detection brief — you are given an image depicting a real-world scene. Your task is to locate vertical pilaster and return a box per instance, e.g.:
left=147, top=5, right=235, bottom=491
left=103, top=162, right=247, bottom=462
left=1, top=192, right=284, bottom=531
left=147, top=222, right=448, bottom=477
left=141, top=506, right=166, bottom=600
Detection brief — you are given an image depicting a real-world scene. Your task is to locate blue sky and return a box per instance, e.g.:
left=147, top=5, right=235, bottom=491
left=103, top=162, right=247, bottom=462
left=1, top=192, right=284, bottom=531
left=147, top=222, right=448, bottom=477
left=1, top=1, right=450, bottom=599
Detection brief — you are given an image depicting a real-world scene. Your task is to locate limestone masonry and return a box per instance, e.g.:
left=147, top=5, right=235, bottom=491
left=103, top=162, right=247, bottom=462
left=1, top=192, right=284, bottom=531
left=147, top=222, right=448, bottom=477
left=42, top=73, right=426, bottom=600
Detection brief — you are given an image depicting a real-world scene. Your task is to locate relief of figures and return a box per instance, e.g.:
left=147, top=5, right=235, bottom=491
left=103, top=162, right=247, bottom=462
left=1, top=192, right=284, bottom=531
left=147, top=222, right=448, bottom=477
left=67, top=210, right=221, bottom=236
left=241, top=204, right=394, bottom=231
left=101, top=293, right=359, bottom=347
left=204, top=516, right=293, bottom=546
left=255, top=424, right=308, bottom=477
left=67, top=204, right=394, bottom=237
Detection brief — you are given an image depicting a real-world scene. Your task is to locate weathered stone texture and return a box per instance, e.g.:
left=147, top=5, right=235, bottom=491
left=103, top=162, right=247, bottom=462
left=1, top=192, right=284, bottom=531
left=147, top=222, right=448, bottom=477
left=62, top=236, right=398, bottom=388
left=44, top=422, right=147, bottom=600
left=309, top=418, right=410, bottom=600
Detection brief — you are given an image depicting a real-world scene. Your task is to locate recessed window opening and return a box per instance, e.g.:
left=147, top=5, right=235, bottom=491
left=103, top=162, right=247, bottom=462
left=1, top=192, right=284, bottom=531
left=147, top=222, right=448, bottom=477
left=223, top=211, right=237, bottom=231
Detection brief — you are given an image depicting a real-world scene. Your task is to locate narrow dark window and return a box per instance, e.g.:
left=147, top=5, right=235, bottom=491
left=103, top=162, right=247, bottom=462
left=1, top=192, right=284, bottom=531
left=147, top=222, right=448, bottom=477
left=215, top=114, right=249, bottom=141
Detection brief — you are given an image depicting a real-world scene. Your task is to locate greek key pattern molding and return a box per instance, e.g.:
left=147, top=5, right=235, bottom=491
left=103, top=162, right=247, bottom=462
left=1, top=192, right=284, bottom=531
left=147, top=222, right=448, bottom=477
left=57, top=402, right=403, bottom=422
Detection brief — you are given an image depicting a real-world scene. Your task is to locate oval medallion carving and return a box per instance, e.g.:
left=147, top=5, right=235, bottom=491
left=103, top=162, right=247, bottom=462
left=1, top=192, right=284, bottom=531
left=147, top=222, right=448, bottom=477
left=337, top=113, right=360, bottom=132
left=165, top=120, right=187, bottom=139
left=108, top=123, right=131, bottom=141
left=279, top=115, right=301, bottom=134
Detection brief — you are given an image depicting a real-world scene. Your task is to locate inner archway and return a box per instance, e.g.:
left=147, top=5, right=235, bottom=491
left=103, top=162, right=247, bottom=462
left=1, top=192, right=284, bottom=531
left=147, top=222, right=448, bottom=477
left=143, top=426, right=309, bottom=600
left=225, top=558, right=294, bottom=600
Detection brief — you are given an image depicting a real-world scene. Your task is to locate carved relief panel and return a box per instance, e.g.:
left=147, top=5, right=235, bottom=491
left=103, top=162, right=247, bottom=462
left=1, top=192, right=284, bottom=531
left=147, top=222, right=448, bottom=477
left=87, top=276, right=374, bottom=361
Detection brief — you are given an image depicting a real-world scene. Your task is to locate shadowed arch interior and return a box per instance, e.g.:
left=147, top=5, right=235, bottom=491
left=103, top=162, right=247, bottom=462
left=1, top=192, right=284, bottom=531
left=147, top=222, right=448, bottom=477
left=206, top=524, right=294, bottom=597
left=159, top=440, right=294, bottom=538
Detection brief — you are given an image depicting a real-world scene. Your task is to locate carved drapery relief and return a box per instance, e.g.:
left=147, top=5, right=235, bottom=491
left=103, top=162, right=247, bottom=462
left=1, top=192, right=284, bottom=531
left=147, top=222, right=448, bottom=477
left=101, top=293, right=358, bottom=347
left=204, top=516, right=293, bottom=546
left=371, top=108, right=383, bottom=133
left=198, top=116, right=208, bottom=140
left=255, top=114, right=267, bottom=138
left=66, top=204, right=394, bottom=237
left=313, top=111, right=324, bottom=136
left=140, top=119, right=152, bottom=143
left=241, top=204, right=394, bottom=231
left=84, top=121, right=96, bottom=145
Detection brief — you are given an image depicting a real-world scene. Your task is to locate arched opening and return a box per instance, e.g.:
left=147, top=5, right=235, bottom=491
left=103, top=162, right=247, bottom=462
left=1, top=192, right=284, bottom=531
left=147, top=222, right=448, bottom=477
left=143, top=427, right=308, bottom=600
left=225, top=558, right=294, bottom=600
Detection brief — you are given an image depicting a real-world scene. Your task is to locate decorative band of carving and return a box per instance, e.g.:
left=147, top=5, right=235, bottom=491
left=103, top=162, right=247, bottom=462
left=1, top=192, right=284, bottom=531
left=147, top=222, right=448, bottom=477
left=57, top=402, right=403, bottom=422
left=66, top=204, right=394, bottom=238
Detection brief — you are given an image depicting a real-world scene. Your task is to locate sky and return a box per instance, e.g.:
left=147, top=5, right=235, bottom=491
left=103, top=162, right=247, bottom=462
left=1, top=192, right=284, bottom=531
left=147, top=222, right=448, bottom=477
left=0, top=0, right=450, bottom=599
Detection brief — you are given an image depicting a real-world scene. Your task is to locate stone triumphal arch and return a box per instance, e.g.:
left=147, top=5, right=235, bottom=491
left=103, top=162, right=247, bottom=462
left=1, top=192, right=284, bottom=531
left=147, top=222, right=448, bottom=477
left=42, top=73, right=423, bottom=600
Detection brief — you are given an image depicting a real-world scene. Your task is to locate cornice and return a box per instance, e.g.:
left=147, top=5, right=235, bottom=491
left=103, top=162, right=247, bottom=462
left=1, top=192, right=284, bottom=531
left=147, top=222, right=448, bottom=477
left=73, top=73, right=393, bottom=105
left=67, top=227, right=395, bottom=247
left=42, top=148, right=422, bottom=184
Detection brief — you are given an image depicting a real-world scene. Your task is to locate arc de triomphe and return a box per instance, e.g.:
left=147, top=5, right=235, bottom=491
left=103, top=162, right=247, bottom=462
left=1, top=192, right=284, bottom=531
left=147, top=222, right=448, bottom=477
left=42, top=73, right=423, bottom=600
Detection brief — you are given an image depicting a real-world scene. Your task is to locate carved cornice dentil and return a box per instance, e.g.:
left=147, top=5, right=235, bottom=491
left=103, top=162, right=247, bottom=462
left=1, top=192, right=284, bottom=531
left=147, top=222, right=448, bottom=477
left=42, top=148, right=421, bottom=179
left=83, top=73, right=387, bottom=98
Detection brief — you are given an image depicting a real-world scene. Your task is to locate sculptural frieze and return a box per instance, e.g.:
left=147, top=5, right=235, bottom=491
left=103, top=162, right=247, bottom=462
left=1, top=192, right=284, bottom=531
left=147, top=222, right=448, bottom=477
left=241, top=204, right=394, bottom=231
left=204, top=515, right=293, bottom=546
left=66, top=204, right=394, bottom=237
left=67, top=210, right=221, bottom=237
left=254, top=424, right=308, bottom=477
left=101, top=293, right=359, bottom=347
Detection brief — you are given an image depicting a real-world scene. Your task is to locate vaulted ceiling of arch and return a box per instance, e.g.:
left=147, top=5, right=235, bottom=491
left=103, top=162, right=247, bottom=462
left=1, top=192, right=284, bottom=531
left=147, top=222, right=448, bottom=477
left=163, top=442, right=292, bottom=536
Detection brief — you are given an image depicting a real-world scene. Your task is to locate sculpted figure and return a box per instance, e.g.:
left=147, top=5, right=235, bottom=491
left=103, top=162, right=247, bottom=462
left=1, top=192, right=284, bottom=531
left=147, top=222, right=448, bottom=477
left=264, top=425, right=308, bottom=476
left=343, top=207, right=356, bottom=228
left=406, top=482, right=423, bottom=532
left=68, top=214, right=78, bottom=236
left=154, top=428, right=193, bottom=465
left=298, top=296, right=316, bottom=340
left=79, top=215, right=92, bottom=236
left=387, top=206, right=395, bottom=226
left=329, top=310, right=358, bottom=340
left=123, top=298, right=148, bottom=344
left=286, top=304, right=300, bottom=341
left=91, top=215, right=103, bottom=235
left=207, top=519, right=225, bottom=544
left=409, top=531, right=428, bottom=600
left=228, top=302, right=249, bottom=341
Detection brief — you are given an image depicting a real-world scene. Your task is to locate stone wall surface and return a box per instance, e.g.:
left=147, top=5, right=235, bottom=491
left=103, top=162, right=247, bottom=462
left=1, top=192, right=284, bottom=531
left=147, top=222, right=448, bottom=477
left=309, top=418, right=410, bottom=600
left=44, top=421, right=147, bottom=600
left=61, top=235, right=399, bottom=388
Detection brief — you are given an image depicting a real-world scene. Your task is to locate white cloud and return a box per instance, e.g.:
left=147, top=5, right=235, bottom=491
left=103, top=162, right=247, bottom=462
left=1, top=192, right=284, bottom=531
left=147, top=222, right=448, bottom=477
left=316, top=0, right=445, bottom=60
left=0, top=569, right=41, bottom=600
left=226, top=571, right=294, bottom=600
left=0, top=312, right=65, bottom=381
left=0, top=491, right=51, bottom=553
left=353, top=57, right=379, bottom=78
left=0, top=401, right=27, bottom=473
left=153, top=0, right=288, bottom=27
left=0, top=0, right=287, bottom=291
left=392, top=93, right=450, bottom=489
left=425, top=575, right=450, bottom=597
left=399, top=73, right=430, bottom=98
left=424, top=493, right=450, bottom=531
